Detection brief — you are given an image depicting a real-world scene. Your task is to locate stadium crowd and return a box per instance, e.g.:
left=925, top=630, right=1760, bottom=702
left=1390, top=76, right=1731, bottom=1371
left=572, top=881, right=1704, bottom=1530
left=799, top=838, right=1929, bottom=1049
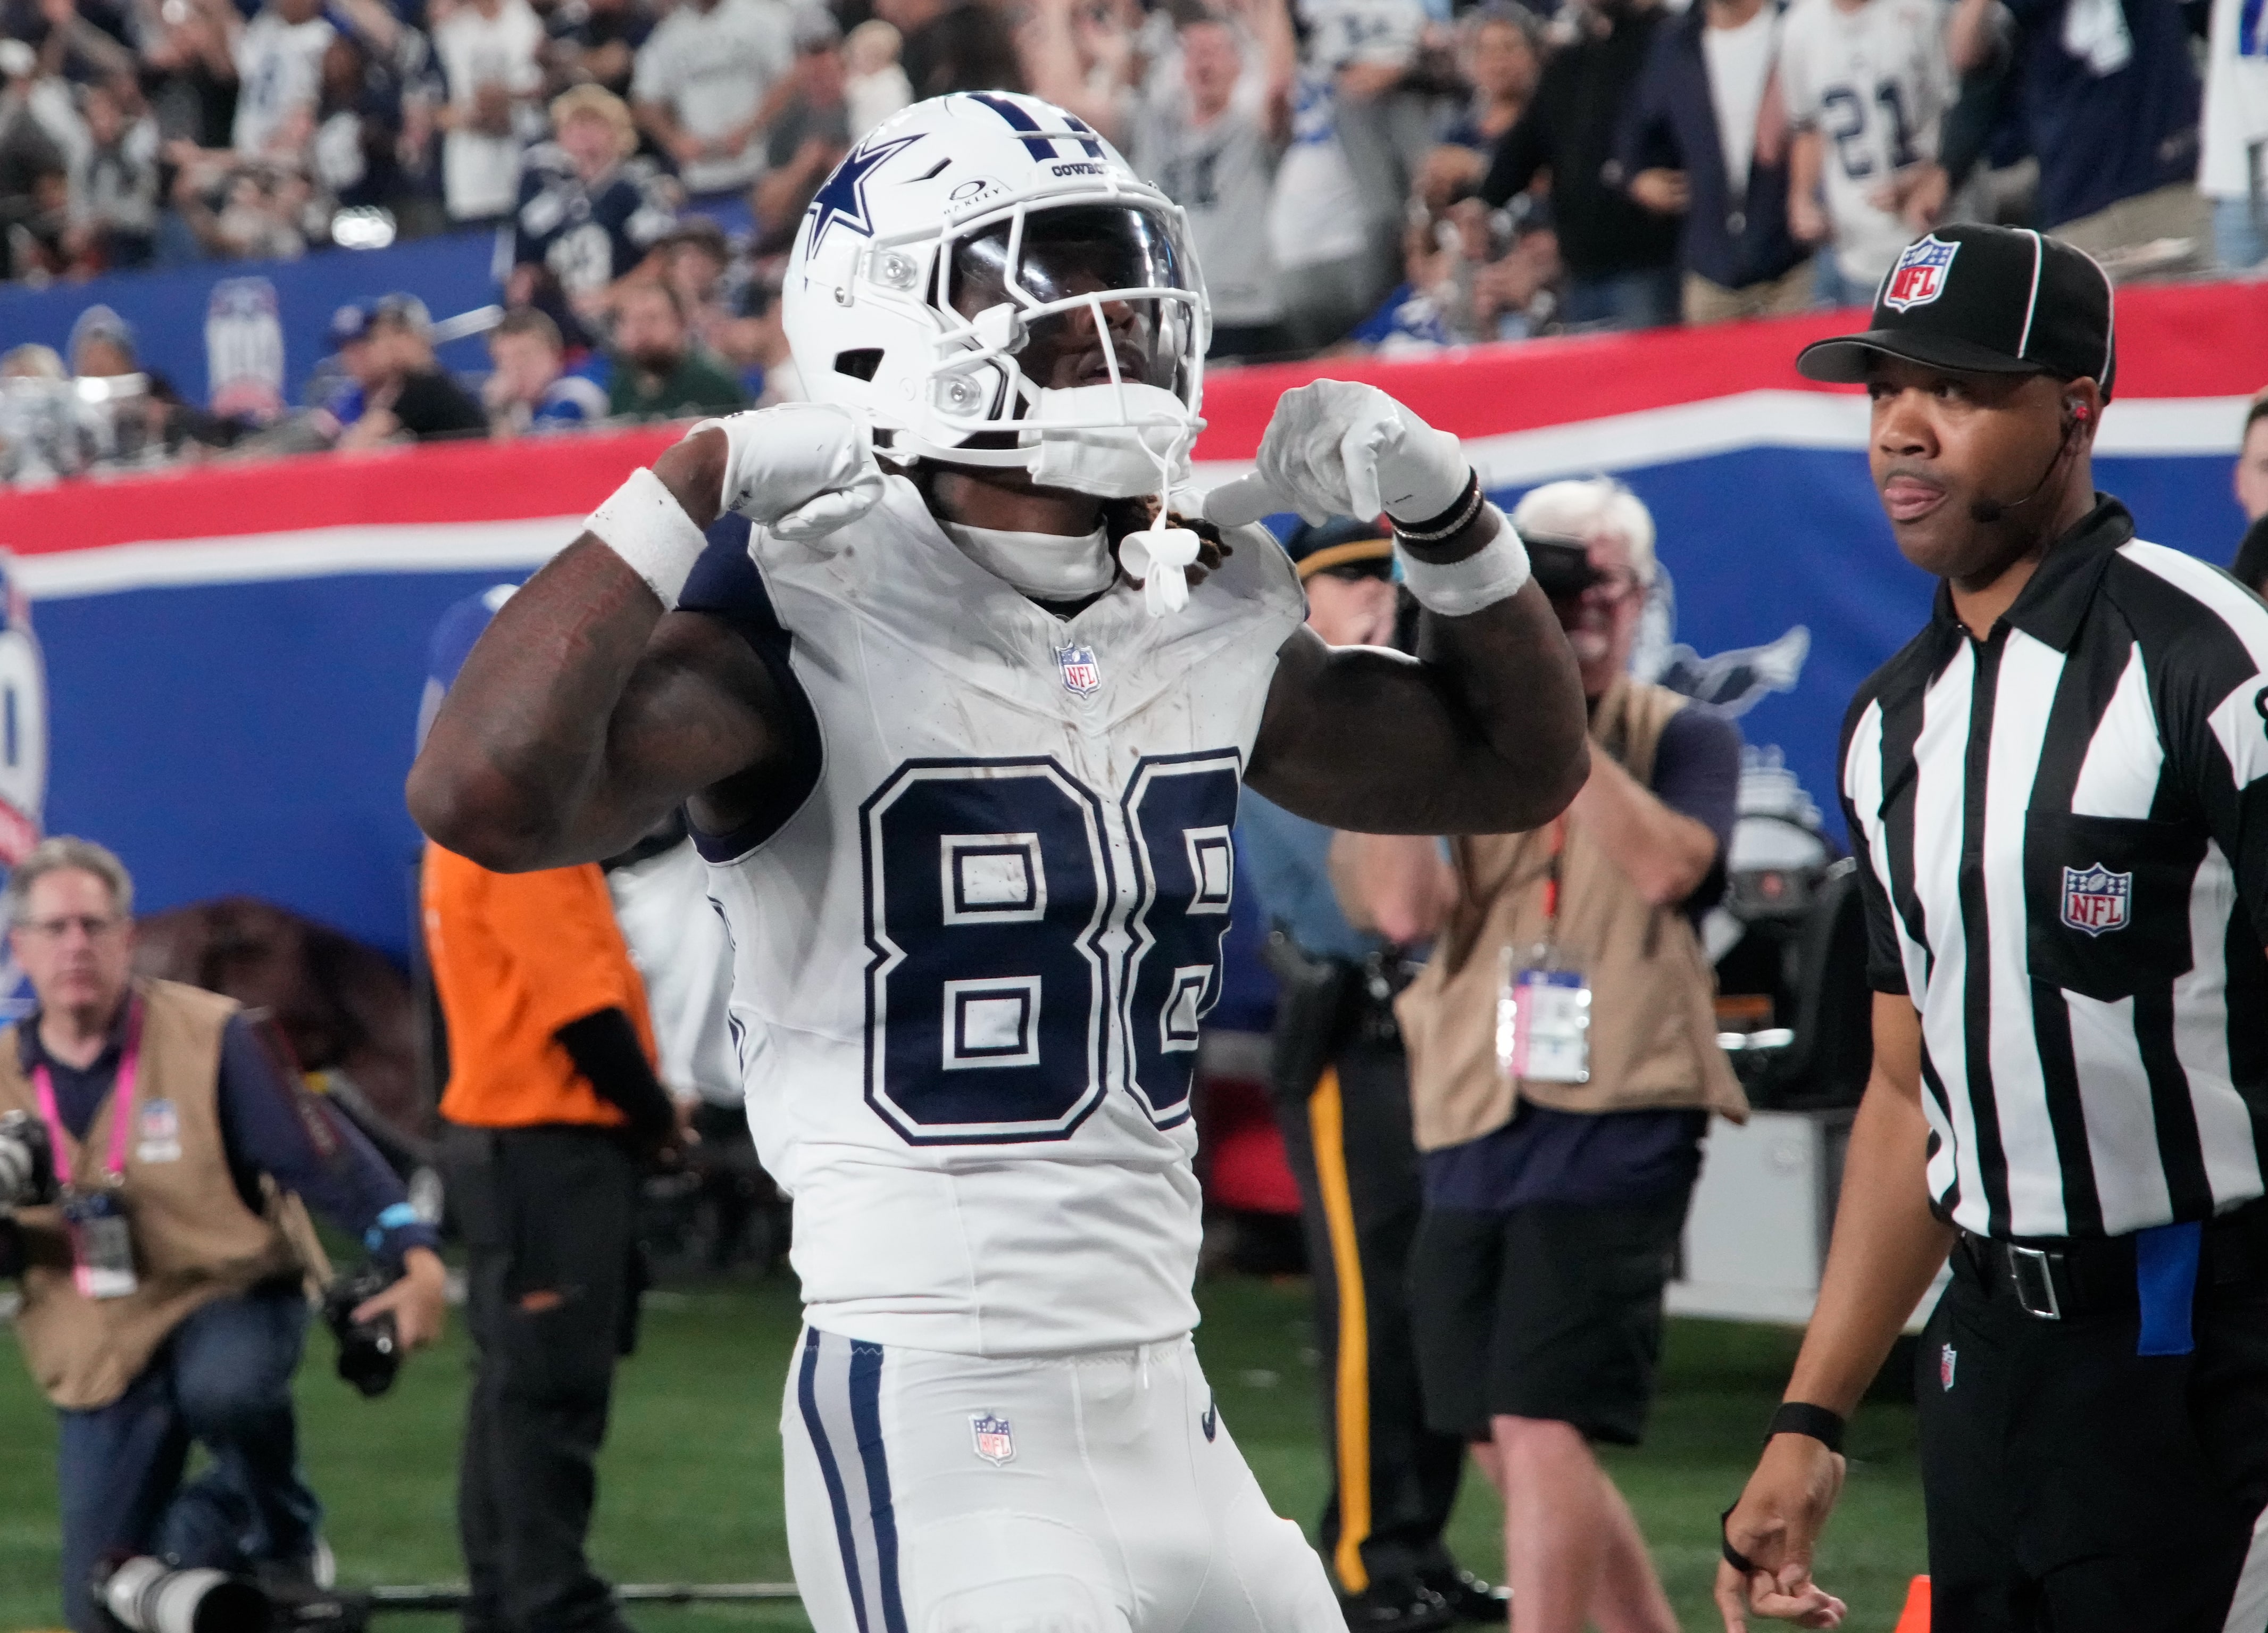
left=0, top=0, right=2260, bottom=480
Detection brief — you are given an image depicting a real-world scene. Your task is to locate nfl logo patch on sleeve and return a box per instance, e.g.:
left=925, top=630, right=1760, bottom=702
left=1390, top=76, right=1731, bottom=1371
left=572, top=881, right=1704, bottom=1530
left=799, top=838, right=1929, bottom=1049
left=970, top=1413, right=1015, bottom=1464
left=2061, top=864, right=2131, bottom=936
left=1057, top=645, right=1102, bottom=696
left=1885, top=235, right=1960, bottom=312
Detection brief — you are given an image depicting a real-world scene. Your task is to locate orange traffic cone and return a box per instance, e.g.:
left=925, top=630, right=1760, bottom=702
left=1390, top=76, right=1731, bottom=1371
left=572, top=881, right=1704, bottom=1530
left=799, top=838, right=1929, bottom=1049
left=1893, top=1576, right=1931, bottom=1633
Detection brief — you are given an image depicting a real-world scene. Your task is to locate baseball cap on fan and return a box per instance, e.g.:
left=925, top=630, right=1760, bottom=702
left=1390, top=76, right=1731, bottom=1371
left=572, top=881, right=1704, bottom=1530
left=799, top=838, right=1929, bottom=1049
left=1795, top=223, right=2117, bottom=398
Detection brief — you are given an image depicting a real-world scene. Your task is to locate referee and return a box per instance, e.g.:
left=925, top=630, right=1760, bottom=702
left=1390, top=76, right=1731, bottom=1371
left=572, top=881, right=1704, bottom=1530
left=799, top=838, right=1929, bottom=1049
left=1716, top=222, right=2268, bottom=1632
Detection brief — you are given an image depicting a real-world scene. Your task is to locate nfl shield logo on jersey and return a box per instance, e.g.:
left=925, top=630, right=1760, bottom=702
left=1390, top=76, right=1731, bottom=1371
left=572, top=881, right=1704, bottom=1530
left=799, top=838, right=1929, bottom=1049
left=1057, top=644, right=1102, bottom=696
left=1941, top=1343, right=1957, bottom=1391
left=1884, top=235, right=1960, bottom=312
left=2061, top=863, right=2131, bottom=936
left=970, top=1413, right=1015, bottom=1465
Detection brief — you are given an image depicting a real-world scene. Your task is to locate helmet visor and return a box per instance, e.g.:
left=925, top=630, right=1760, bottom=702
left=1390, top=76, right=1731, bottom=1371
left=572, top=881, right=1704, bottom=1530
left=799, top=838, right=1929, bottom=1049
left=948, top=204, right=1200, bottom=406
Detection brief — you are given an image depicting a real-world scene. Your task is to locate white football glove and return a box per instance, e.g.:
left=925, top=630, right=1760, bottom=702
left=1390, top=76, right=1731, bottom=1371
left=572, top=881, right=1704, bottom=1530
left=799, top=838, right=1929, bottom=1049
left=694, top=403, right=888, bottom=546
left=1203, top=380, right=1470, bottom=529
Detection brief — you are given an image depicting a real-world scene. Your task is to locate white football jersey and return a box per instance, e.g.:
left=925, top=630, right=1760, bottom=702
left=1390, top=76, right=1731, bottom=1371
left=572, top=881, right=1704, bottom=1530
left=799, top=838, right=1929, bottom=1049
left=681, top=478, right=1306, bottom=1357
left=1779, top=0, right=1954, bottom=286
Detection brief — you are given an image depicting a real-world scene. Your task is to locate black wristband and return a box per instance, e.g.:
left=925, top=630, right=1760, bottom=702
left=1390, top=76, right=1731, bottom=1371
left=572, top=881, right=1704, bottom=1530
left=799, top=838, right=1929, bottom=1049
left=1389, top=470, right=1484, bottom=557
left=1766, top=1401, right=1846, bottom=1454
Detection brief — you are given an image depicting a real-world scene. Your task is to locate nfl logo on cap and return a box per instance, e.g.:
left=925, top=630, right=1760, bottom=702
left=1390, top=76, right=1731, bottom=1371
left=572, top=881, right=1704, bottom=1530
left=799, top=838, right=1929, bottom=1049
left=2061, top=863, right=2131, bottom=936
left=1884, top=234, right=1960, bottom=313
left=970, top=1413, right=1015, bottom=1465
left=1057, top=644, right=1102, bottom=695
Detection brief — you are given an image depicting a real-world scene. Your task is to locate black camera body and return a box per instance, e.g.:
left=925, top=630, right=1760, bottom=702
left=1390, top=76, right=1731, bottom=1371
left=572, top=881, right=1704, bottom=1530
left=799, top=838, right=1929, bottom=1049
left=321, top=1264, right=402, bottom=1398
left=0, top=1108, right=56, bottom=1210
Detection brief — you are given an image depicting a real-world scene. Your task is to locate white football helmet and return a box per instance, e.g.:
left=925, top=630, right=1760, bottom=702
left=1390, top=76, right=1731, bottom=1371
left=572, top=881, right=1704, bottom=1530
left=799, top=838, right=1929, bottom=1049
left=782, top=92, right=1210, bottom=499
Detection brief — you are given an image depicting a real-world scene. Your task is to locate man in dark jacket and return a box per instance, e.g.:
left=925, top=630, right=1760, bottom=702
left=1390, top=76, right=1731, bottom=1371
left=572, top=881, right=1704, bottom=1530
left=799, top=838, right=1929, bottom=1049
left=1481, top=0, right=1682, bottom=330
left=1618, top=0, right=1811, bottom=323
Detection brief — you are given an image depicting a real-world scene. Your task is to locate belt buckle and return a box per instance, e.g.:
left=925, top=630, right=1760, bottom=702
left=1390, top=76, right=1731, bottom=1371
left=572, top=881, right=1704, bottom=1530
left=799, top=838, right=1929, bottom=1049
left=2006, top=1244, right=2063, bottom=1320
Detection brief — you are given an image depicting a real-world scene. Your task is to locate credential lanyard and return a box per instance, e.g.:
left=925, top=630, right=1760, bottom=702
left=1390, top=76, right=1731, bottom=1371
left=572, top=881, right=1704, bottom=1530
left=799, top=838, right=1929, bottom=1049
left=1540, top=820, right=1565, bottom=936
left=31, top=997, right=144, bottom=1190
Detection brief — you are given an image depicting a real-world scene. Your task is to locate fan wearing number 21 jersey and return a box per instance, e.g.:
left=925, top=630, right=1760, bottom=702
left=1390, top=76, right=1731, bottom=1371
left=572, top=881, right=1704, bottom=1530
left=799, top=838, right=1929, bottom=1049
left=411, top=92, right=1587, bottom=1633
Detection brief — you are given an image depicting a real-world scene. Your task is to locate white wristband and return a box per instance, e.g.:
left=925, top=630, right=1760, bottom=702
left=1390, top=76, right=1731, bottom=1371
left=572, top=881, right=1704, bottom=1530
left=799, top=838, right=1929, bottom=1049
left=584, top=467, right=708, bottom=611
left=1396, top=511, right=1531, bottom=618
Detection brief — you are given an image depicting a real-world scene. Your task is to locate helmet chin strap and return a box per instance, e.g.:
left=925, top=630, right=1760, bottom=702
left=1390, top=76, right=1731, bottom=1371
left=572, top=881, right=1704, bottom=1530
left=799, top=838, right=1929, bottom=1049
left=1115, top=422, right=1203, bottom=618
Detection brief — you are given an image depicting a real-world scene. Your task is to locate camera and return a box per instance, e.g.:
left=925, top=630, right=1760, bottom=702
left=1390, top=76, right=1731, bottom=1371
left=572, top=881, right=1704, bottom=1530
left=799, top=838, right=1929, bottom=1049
left=321, top=1264, right=402, bottom=1398
left=0, top=1108, right=56, bottom=1210
left=93, top=1556, right=270, bottom=1633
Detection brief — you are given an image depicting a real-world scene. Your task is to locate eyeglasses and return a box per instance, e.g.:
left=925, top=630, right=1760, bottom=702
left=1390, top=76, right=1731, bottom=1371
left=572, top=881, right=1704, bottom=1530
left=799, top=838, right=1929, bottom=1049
left=17, top=914, right=125, bottom=942
left=1547, top=568, right=1647, bottom=605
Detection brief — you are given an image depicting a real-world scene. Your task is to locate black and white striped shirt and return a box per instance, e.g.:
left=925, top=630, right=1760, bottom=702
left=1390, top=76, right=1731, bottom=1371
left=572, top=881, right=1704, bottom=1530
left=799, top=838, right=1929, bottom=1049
left=1841, top=498, right=2268, bottom=1242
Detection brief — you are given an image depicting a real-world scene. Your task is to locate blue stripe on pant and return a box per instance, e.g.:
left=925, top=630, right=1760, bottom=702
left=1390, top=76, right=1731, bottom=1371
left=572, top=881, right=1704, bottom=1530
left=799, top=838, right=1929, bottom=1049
left=798, top=1329, right=907, bottom=1633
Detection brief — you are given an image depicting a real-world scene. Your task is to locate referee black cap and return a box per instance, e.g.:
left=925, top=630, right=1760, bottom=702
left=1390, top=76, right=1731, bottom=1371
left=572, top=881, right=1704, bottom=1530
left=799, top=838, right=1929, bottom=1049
left=1796, top=224, right=2117, bottom=398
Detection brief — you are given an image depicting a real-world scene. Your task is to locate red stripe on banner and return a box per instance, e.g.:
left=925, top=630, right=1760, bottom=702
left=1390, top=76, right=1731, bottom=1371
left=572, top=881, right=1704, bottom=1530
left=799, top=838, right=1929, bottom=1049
left=0, top=426, right=681, bottom=555
left=1, top=280, right=2262, bottom=553
left=1195, top=281, right=2268, bottom=457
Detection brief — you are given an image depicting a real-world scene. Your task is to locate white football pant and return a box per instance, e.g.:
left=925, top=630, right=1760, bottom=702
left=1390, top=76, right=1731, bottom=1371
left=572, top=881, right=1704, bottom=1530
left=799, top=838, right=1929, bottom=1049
left=781, top=1327, right=1345, bottom=1633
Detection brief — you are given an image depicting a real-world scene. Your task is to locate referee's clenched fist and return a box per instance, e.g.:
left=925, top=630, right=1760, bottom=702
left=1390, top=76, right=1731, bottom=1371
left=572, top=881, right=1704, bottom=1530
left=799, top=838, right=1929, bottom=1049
left=1721, top=225, right=2268, bottom=1633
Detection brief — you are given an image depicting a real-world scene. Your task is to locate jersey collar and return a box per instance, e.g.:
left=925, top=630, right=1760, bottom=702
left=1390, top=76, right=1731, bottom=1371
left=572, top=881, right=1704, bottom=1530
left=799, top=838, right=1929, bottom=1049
left=1929, top=493, right=2134, bottom=654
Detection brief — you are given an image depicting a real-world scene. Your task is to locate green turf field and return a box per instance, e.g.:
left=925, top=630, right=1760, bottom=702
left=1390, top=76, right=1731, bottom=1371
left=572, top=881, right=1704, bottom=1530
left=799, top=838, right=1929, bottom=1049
left=0, top=1272, right=1925, bottom=1632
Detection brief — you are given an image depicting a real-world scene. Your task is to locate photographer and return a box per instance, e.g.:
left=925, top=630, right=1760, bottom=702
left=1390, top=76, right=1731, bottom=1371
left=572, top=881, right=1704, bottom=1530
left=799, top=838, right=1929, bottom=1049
left=0, top=837, right=446, bottom=1633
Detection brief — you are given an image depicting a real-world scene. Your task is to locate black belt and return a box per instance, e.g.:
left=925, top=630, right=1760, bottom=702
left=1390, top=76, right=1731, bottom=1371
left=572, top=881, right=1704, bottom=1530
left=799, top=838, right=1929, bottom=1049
left=1956, top=1197, right=2268, bottom=1322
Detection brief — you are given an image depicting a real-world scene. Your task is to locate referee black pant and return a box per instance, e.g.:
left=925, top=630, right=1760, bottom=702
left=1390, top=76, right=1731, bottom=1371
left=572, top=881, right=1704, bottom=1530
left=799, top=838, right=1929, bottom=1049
left=443, top=1123, right=644, bottom=1633
left=1919, top=1213, right=2268, bottom=1633
left=1269, top=958, right=1465, bottom=1599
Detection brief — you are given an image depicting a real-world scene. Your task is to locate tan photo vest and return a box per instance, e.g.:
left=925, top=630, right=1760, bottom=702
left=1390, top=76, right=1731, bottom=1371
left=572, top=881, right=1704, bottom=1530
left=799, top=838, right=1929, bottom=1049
left=0, top=978, right=314, bottom=1410
left=1395, top=677, right=1750, bottom=1154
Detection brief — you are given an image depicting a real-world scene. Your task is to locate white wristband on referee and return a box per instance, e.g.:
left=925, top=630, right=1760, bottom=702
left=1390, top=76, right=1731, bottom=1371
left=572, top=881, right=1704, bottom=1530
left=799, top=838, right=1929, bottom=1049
left=584, top=467, right=708, bottom=611
left=1396, top=514, right=1531, bottom=618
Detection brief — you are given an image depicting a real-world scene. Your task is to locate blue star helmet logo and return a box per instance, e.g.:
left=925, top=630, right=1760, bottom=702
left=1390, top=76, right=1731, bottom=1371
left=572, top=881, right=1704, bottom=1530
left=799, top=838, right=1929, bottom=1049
left=806, top=134, right=923, bottom=254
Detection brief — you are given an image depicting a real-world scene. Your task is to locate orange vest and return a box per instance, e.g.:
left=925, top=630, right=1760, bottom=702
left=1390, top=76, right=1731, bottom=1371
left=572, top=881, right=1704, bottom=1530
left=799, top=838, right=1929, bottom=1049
left=422, top=844, right=658, bottom=1128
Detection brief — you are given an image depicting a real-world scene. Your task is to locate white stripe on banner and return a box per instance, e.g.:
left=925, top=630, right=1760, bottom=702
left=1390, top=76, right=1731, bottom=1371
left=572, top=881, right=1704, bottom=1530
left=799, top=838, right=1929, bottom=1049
left=14, top=394, right=2249, bottom=599
left=14, top=517, right=578, bottom=599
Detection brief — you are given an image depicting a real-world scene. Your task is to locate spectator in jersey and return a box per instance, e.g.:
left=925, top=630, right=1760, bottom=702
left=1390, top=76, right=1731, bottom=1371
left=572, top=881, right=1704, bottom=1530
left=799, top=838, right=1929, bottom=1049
left=63, top=77, right=158, bottom=271
left=333, top=294, right=489, bottom=446
left=1481, top=0, right=1683, bottom=330
left=311, top=31, right=408, bottom=218
left=1419, top=5, right=1543, bottom=214
left=746, top=11, right=851, bottom=253
left=484, top=306, right=608, bottom=435
left=843, top=18, right=911, bottom=139
left=228, top=0, right=333, bottom=165
left=540, top=0, right=653, bottom=103
left=2201, top=0, right=2268, bottom=270
left=508, top=85, right=675, bottom=330
left=1132, top=6, right=1296, bottom=361
left=1947, top=0, right=2205, bottom=264
left=603, top=277, right=746, bottom=419
left=433, top=0, right=545, bottom=223
left=630, top=0, right=794, bottom=198
left=1619, top=0, right=1810, bottom=324
left=1779, top=0, right=1952, bottom=309
left=874, top=0, right=1025, bottom=100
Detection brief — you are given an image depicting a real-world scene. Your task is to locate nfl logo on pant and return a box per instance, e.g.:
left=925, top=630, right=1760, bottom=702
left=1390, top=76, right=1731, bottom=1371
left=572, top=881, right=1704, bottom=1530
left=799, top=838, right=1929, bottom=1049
left=970, top=1413, right=1015, bottom=1465
left=2061, top=863, right=2131, bottom=936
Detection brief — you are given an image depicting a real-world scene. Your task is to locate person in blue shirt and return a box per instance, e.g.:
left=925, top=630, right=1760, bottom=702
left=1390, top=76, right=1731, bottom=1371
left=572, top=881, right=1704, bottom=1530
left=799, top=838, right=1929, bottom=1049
left=1238, top=517, right=1503, bottom=1633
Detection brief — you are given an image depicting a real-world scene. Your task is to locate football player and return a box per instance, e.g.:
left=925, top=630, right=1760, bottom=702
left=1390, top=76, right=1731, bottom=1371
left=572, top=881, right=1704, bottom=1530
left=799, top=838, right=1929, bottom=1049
left=410, top=92, right=1587, bottom=1633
